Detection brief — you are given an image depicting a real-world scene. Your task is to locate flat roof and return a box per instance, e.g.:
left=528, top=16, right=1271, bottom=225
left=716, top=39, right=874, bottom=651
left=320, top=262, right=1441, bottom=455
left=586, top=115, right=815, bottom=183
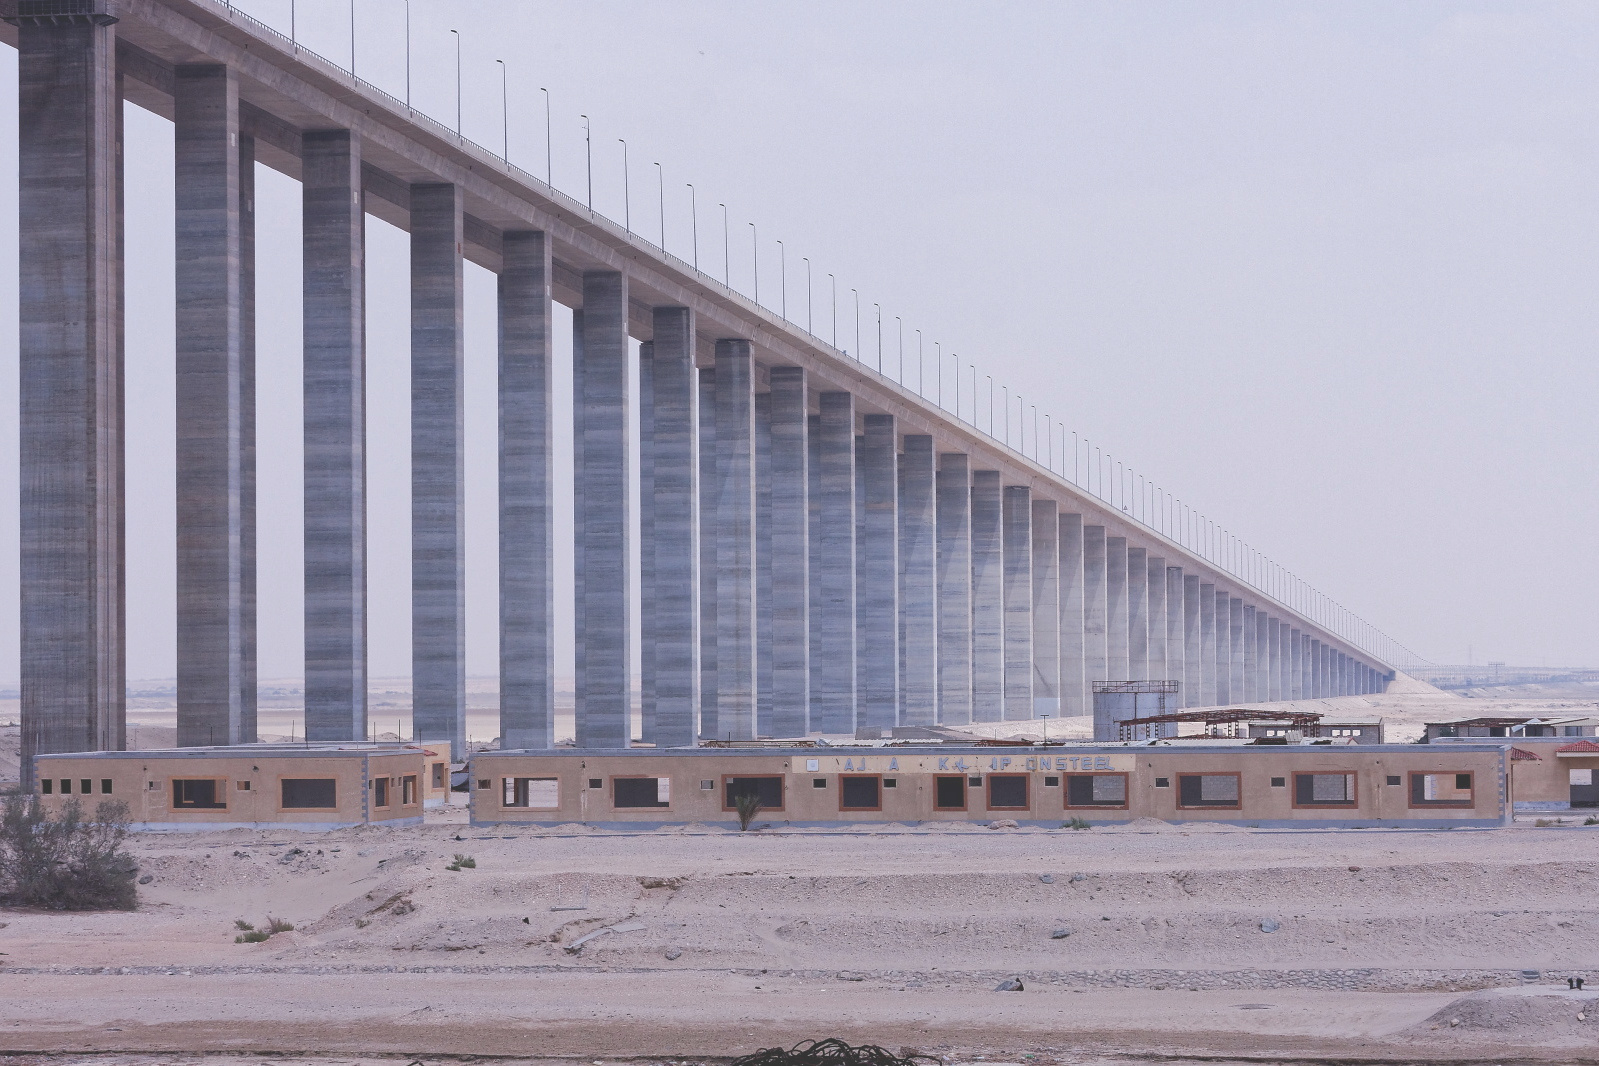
left=479, top=743, right=1506, bottom=759
left=36, top=743, right=429, bottom=761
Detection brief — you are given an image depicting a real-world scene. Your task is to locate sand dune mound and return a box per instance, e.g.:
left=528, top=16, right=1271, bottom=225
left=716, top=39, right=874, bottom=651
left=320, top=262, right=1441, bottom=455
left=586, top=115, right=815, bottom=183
left=1406, top=988, right=1599, bottom=1045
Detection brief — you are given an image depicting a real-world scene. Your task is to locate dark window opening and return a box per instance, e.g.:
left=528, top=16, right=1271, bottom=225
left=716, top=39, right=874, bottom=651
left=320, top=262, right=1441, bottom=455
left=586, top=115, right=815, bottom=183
left=840, top=775, right=881, bottom=810
left=60, top=779, right=71, bottom=794
left=477, top=778, right=491, bottom=790
left=934, top=775, right=966, bottom=810
left=968, top=776, right=982, bottom=787
left=812, top=778, right=828, bottom=788
left=883, top=778, right=897, bottom=788
left=613, top=777, right=671, bottom=808
left=1295, top=772, right=1356, bottom=807
left=40, top=779, right=51, bottom=795
left=1386, top=775, right=1402, bottom=786
left=502, top=777, right=559, bottom=808
left=587, top=778, right=603, bottom=789
left=1270, top=777, right=1286, bottom=787
left=1410, top=772, right=1473, bottom=807
left=1065, top=773, right=1127, bottom=808
left=432, top=763, right=446, bottom=789
left=172, top=779, right=226, bottom=810
left=80, top=779, right=91, bottom=795
left=1044, top=776, right=1060, bottom=787
left=281, top=778, right=337, bottom=809
left=373, top=777, right=390, bottom=807
left=699, top=780, right=714, bottom=790
left=1177, top=773, right=1240, bottom=809
left=724, top=775, right=784, bottom=811
left=988, top=774, right=1029, bottom=810
left=1154, top=777, right=1170, bottom=788
left=401, top=775, right=418, bottom=805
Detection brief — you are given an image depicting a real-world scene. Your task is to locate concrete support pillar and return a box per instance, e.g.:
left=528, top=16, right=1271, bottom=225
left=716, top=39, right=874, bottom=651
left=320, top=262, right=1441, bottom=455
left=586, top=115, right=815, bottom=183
left=574, top=272, right=630, bottom=747
left=239, top=131, right=256, bottom=742
left=859, top=414, right=899, bottom=731
left=806, top=413, right=822, bottom=728
left=698, top=368, right=718, bottom=738
left=1254, top=610, right=1269, bottom=702
left=1162, top=566, right=1181, bottom=694
left=646, top=307, right=697, bottom=747
left=301, top=130, right=366, bottom=742
left=1287, top=629, right=1301, bottom=700
left=1229, top=597, right=1246, bottom=703
left=638, top=343, right=655, bottom=742
left=1082, top=526, right=1108, bottom=691
left=1267, top=619, right=1282, bottom=701
left=1001, top=486, right=1032, bottom=721
left=1106, top=537, right=1128, bottom=682
left=714, top=340, right=756, bottom=741
left=935, top=454, right=972, bottom=724
left=410, top=183, right=466, bottom=756
left=1212, top=589, right=1231, bottom=705
left=1182, top=573, right=1202, bottom=708
left=755, top=391, right=773, bottom=733
left=1126, top=547, right=1147, bottom=681
left=899, top=435, right=937, bottom=726
left=1309, top=639, right=1322, bottom=698
left=813, top=392, right=856, bottom=732
left=1030, top=499, right=1059, bottom=720
left=768, top=367, right=809, bottom=738
left=1200, top=584, right=1218, bottom=705
left=17, top=4, right=125, bottom=782
left=1147, top=555, right=1167, bottom=683
left=174, top=64, right=246, bottom=748
left=970, top=471, right=1004, bottom=721
left=1058, top=514, right=1085, bottom=718
left=1241, top=605, right=1258, bottom=702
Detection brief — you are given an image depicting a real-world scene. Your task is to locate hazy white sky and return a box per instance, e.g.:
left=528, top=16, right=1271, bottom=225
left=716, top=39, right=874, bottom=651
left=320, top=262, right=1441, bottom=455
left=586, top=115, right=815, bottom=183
left=0, top=0, right=1593, bottom=683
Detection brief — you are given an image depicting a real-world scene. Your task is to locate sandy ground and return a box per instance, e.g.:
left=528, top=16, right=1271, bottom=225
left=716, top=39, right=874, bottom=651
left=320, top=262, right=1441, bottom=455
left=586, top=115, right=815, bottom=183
left=6, top=815, right=1599, bottom=1062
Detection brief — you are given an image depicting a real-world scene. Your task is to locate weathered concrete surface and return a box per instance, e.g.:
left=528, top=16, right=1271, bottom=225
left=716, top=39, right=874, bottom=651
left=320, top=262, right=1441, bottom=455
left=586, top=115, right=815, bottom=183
left=410, top=182, right=466, bottom=759
left=1058, top=513, right=1084, bottom=717
left=755, top=390, right=772, bottom=735
left=498, top=231, right=555, bottom=750
left=1029, top=498, right=1059, bottom=720
left=174, top=63, right=245, bottom=747
left=575, top=273, right=630, bottom=747
left=1001, top=485, right=1032, bottom=721
left=1147, top=555, right=1167, bottom=685
left=639, top=342, right=656, bottom=743
left=1082, top=525, right=1108, bottom=691
left=698, top=368, right=718, bottom=740
left=969, top=471, right=1003, bottom=723
left=898, top=435, right=936, bottom=727
left=1106, top=537, right=1128, bottom=682
left=859, top=415, right=899, bottom=731
left=935, top=453, right=972, bottom=725
left=714, top=340, right=756, bottom=741
left=1126, top=546, right=1147, bottom=682
left=814, top=393, right=856, bottom=733
left=649, top=309, right=699, bottom=748
left=768, top=367, right=808, bottom=737
left=18, top=10, right=126, bottom=785
left=301, top=129, right=366, bottom=743
left=238, top=131, right=257, bottom=743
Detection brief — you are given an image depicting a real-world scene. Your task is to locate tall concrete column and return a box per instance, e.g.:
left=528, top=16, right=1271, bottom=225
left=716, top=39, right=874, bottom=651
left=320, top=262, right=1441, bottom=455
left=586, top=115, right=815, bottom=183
left=1254, top=610, right=1269, bottom=702
left=1267, top=619, right=1282, bottom=701
left=1199, top=584, right=1218, bottom=705
left=1162, top=566, right=1181, bottom=695
left=499, top=232, right=555, bottom=749
left=1147, top=555, right=1167, bottom=683
left=1083, top=526, right=1108, bottom=693
left=302, top=130, right=366, bottom=742
left=174, top=64, right=245, bottom=748
left=239, top=131, right=257, bottom=742
left=1001, top=485, right=1032, bottom=721
left=1106, top=537, right=1128, bottom=682
left=698, top=368, right=718, bottom=738
left=410, top=183, right=466, bottom=756
left=935, top=454, right=972, bottom=724
left=1309, top=639, right=1322, bottom=698
left=1287, top=629, right=1301, bottom=700
left=17, top=3, right=125, bottom=782
left=575, top=272, right=631, bottom=747
left=970, top=471, right=1004, bottom=721
left=767, top=367, right=808, bottom=737
left=1126, top=546, right=1147, bottom=681
left=647, top=308, right=698, bottom=747
left=1058, top=514, right=1085, bottom=718
left=1229, top=597, right=1246, bottom=702
left=755, top=390, right=773, bottom=733
left=1182, top=574, right=1202, bottom=707
left=1212, top=589, right=1231, bottom=704
left=714, top=340, right=756, bottom=741
left=859, top=415, right=900, bottom=731
left=806, top=412, right=822, bottom=728
left=899, top=435, right=937, bottom=726
left=638, top=342, right=656, bottom=742
left=1241, top=605, right=1258, bottom=702
left=814, top=392, right=856, bottom=732
left=1030, top=499, right=1059, bottom=720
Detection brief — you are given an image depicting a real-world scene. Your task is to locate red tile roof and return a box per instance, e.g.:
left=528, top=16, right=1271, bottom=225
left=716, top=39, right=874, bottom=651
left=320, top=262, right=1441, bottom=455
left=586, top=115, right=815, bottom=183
left=1509, top=747, right=1542, bottom=761
left=1556, top=740, right=1599, bottom=754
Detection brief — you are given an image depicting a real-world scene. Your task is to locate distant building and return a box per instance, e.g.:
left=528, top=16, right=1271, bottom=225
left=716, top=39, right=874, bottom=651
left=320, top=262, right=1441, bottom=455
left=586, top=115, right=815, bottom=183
left=1423, top=717, right=1599, bottom=742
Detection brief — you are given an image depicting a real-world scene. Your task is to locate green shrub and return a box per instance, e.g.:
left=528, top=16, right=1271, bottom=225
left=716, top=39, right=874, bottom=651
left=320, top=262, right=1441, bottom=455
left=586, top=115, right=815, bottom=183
left=235, top=930, right=270, bottom=943
left=734, top=794, right=764, bottom=832
left=444, top=853, right=476, bottom=871
left=265, top=916, right=294, bottom=933
left=0, top=794, right=137, bottom=910
left=1063, top=817, right=1091, bottom=831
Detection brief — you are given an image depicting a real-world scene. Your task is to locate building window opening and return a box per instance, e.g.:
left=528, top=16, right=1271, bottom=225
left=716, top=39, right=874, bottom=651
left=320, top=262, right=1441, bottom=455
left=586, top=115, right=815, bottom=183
left=99, top=779, right=112, bottom=794
left=587, top=778, right=602, bottom=789
left=1386, top=775, right=1401, bottom=786
left=840, top=775, right=881, bottom=811
left=613, top=776, right=671, bottom=808
left=1044, top=775, right=1059, bottom=787
left=373, top=777, right=390, bottom=807
left=59, top=779, right=71, bottom=794
left=172, top=779, right=226, bottom=810
left=281, top=778, right=337, bottom=810
left=883, top=778, right=897, bottom=788
left=1177, top=773, right=1240, bottom=809
left=401, top=774, right=418, bottom=805
left=723, top=775, right=783, bottom=812
left=812, top=778, right=828, bottom=789
left=1270, top=777, right=1285, bottom=787
left=40, top=779, right=51, bottom=795
left=1065, top=773, right=1127, bottom=809
left=1410, top=772, right=1473, bottom=808
left=988, top=774, right=1029, bottom=810
left=503, top=777, right=560, bottom=808
left=934, top=775, right=966, bottom=810
left=1295, top=772, right=1356, bottom=807
left=236, top=780, right=252, bottom=791
left=80, top=779, right=91, bottom=795
left=699, top=780, right=714, bottom=790
left=432, top=763, right=446, bottom=789
left=477, top=779, right=491, bottom=790
left=967, top=776, right=982, bottom=787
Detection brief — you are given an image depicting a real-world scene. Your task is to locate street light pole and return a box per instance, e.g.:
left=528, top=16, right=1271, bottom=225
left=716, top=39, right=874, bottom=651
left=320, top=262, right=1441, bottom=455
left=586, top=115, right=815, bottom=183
left=874, top=303, right=882, bottom=373
left=749, top=222, right=758, bottom=304
left=618, top=138, right=629, bottom=235
left=496, top=60, right=508, bottom=161
left=829, top=274, right=837, bottom=346
left=686, top=184, right=697, bottom=270
left=450, top=29, right=461, bottom=137
left=581, top=114, right=592, bottom=210
left=403, top=0, right=410, bottom=107
left=540, top=88, right=551, bottom=185
left=776, top=240, right=786, bottom=321
left=655, top=163, right=664, bottom=249
left=802, top=258, right=812, bottom=333
left=852, top=289, right=860, bottom=359
left=719, top=203, right=728, bottom=285
left=915, top=329, right=923, bottom=396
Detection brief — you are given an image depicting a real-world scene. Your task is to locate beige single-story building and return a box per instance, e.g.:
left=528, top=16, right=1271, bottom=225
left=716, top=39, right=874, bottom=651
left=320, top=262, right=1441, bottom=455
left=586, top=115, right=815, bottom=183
left=470, top=744, right=1510, bottom=828
left=1436, top=735, right=1599, bottom=812
left=33, top=744, right=428, bottom=830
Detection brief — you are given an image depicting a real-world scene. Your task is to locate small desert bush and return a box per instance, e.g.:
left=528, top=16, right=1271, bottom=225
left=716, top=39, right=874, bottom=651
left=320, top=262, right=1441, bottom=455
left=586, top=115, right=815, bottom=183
left=734, top=793, right=764, bottom=831
left=265, top=916, right=295, bottom=933
left=0, top=794, right=137, bottom=910
left=444, top=854, right=475, bottom=871
left=1064, top=816, right=1091, bottom=831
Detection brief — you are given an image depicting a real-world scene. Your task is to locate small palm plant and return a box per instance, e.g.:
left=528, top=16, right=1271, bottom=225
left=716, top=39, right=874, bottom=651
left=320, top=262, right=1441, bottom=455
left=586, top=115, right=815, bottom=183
left=734, top=793, right=764, bottom=832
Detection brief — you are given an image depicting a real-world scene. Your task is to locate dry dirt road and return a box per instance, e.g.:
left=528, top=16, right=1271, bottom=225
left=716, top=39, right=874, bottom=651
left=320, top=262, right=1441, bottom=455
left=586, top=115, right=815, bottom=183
left=5, top=814, right=1599, bottom=1063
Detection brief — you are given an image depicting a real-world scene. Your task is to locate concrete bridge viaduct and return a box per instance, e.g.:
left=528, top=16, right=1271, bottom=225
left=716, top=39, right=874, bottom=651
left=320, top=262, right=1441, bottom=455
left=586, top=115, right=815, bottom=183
left=7, top=0, right=1400, bottom=781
